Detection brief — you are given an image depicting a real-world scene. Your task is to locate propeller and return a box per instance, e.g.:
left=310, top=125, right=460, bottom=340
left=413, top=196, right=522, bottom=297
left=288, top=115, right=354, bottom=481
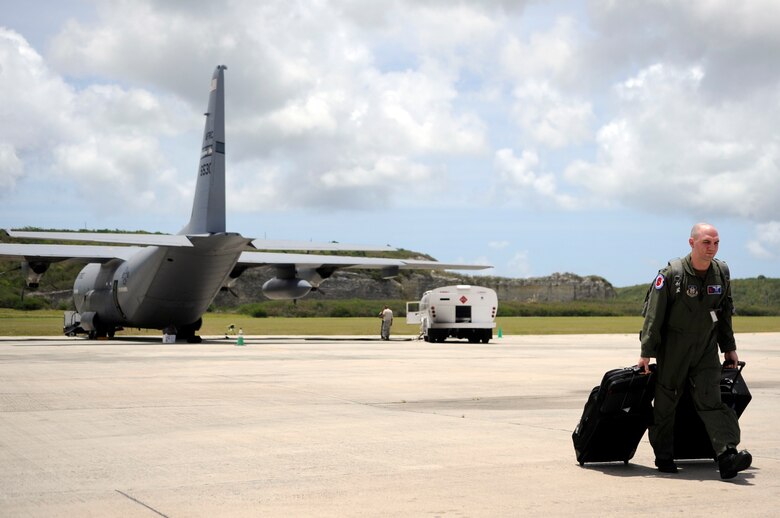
left=0, top=265, right=22, bottom=276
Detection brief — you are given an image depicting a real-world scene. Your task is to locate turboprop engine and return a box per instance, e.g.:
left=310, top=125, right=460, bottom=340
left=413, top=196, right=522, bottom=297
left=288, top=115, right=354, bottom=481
left=21, top=261, right=50, bottom=288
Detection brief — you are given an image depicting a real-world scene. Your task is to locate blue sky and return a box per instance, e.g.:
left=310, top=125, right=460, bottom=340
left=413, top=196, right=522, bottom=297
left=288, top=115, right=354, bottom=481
left=1, top=0, right=779, bottom=287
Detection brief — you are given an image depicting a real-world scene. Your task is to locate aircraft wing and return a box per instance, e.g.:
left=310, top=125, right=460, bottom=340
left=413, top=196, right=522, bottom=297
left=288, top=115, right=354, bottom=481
left=3, top=230, right=395, bottom=252
left=0, top=243, right=140, bottom=263
left=251, top=239, right=395, bottom=252
left=237, top=251, right=491, bottom=271
left=3, top=230, right=194, bottom=247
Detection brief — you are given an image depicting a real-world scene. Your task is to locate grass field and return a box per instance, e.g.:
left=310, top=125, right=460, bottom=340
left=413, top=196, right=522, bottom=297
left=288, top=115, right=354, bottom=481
left=2, top=309, right=780, bottom=337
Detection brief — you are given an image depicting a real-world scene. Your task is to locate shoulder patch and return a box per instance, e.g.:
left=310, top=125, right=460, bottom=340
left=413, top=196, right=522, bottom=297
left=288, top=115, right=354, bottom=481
left=654, top=273, right=665, bottom=290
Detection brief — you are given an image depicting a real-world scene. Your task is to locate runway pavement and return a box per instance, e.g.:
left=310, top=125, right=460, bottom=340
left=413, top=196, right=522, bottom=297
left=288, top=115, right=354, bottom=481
left=1, top=333, right=778, bottom=517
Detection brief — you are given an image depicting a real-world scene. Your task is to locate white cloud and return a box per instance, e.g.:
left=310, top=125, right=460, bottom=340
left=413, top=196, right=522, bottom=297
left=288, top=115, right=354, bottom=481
left=494, top=148, right=577, bottom=209
left=508, top=250, right=532, bottom=278
left=747, top=221, right=780, bottom=260
left=372, top=66, right=487, bottom=155
left=41, top=0, right=492, bottom=212
left=587, top=1, right=780, bottom=97
left=74, top=84, right=188, bottom=137
left=0, top=27, right=194, bottom=214
left=511, top=81, right=594, bottom=148
left=266, top=92, right=341, bottom=137
left=0, top=28, right=73, bottom=158
left=226, top=161, right=283, bottom=211
left=564, top=63, right=780, bottom=220
left=0, top=143, right=23, bottom=189
left=500, top=16, right=579, bottom=84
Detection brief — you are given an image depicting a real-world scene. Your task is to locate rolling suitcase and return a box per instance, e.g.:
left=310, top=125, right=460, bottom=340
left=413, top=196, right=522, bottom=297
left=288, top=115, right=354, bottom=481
left=673, top=361, right=751, bottom=460
left=573, top=365, right=656, bottom=465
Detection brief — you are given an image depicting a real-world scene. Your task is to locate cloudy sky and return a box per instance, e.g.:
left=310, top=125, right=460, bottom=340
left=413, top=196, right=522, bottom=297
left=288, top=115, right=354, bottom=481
left=1, top=0, right=779, bottom=287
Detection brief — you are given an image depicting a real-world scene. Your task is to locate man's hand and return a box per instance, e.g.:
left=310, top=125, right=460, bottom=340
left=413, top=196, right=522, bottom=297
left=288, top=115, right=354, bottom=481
left=637, top=356, right=652, bottom=374
left=724, top=350, right=739, bottom=368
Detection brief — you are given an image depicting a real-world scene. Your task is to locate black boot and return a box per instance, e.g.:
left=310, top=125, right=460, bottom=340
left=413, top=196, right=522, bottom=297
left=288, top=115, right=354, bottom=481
left=718, top=449, right=752, bottom=479
left=655, top=458, right=678, bottom=474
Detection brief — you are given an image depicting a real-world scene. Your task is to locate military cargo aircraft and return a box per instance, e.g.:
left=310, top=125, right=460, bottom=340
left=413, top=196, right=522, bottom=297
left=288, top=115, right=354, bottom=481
left=0, top=66, right=490, bottom=341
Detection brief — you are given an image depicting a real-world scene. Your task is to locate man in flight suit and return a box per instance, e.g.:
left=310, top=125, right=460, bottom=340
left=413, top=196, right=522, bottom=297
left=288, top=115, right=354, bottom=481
left=638, top=223, right=752, bottom=479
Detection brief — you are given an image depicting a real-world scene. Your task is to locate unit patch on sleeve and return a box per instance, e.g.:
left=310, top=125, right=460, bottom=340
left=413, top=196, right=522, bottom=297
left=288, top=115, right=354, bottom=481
left=654, top=274, right=665, bottom=290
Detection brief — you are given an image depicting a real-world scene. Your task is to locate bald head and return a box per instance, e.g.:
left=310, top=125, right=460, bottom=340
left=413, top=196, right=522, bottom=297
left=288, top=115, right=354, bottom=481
left=689, top=223, right=720, bottom=269
left=691, top=222, right=717, bottom=240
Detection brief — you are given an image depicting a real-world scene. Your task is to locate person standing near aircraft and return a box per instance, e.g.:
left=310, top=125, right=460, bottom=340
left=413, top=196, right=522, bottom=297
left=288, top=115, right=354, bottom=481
left=379, top=305, right=393, bottom=340
left=0, top=66, right=491, bottom=342
left=638, top=223, right=751, bottom=478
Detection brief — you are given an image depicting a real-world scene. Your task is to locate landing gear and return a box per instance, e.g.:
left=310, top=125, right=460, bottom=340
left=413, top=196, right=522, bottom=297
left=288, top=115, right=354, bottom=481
left=87, top=325, right=116, bottom=340
left=178, top=318, right=203, bottom=344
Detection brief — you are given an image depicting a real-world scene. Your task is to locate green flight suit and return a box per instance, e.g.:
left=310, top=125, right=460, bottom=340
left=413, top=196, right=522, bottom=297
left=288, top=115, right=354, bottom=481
left=640, top=254, right=741, bottom=460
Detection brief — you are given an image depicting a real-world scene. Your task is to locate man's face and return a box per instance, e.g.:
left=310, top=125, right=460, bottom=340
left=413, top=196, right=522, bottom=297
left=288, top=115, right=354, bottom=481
left=690, top=227, right=720, bottom=264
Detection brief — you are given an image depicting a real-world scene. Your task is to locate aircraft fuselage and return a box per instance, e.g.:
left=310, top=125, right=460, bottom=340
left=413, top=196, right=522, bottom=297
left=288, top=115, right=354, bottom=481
left=74, top=234, right=250, bottom=335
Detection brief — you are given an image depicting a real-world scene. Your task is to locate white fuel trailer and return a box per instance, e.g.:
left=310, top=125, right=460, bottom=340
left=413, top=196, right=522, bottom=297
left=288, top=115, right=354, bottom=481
left=406, top=285, right=497, bottom=343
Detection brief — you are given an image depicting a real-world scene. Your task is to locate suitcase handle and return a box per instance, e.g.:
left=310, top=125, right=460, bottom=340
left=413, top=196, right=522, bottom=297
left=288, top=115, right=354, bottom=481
left=632, top=364, right=656, bottom=375
left=720, top=361, right=746, bottom=395
left=722, top=360, right=745, bottom=372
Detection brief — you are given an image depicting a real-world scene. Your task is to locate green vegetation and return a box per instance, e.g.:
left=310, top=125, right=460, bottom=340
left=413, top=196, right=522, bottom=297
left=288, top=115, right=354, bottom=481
left=726, top=276, right=780, bottom=315
left=234, top=299, right=406, bottom=318
left=2, top=309, right=779, bottom=337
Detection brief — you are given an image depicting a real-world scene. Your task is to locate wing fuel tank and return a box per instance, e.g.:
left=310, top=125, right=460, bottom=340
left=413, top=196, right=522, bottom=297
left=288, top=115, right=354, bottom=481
left=262, top=278, right=313, bottom=300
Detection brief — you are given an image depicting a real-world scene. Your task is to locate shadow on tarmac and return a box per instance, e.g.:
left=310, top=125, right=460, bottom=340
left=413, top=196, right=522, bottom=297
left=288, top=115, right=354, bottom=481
left=578, top=461, right=757, bottom=484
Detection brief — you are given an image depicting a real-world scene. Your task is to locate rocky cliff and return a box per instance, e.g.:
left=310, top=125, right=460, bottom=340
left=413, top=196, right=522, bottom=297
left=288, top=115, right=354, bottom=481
left=214, top=269, right=616, bottom=307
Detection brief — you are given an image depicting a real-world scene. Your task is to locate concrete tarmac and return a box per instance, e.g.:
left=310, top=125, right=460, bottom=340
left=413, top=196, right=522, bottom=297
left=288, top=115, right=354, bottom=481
left=1, top=333, right=778, bottom=517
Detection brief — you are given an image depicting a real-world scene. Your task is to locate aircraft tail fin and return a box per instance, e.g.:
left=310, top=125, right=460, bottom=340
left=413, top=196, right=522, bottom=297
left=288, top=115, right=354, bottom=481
left=180, top=65, right=227, bottom=235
